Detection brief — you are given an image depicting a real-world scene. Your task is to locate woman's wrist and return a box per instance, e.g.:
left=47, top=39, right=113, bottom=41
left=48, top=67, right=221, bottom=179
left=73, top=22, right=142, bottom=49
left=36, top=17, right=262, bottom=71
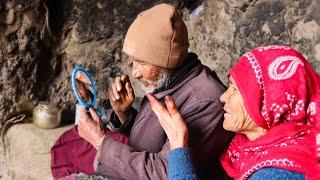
left=170, top=143, right=188, bottom=150
left=170, top=133, right=189, bottom=150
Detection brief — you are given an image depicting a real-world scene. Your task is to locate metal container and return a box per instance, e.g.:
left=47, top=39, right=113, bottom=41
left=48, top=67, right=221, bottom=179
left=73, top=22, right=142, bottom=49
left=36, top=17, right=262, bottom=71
left=33, top=102, right=61, bottom=129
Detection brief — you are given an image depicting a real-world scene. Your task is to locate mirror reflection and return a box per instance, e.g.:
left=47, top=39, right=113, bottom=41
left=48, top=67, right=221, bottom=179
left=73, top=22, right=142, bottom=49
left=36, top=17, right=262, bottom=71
left=75, top=71, right=94, bottom=105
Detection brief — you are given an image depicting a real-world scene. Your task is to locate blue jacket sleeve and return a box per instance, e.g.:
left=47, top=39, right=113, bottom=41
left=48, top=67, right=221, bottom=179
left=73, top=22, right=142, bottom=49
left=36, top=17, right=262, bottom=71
left=249, top=167, right=305, bottom=180
left=168, top=148, right=198, bottom=180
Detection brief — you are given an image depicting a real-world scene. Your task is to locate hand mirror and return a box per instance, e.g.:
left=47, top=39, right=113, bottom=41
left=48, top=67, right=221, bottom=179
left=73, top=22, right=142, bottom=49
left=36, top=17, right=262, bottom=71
left=71, top=66, right=97, bottom=109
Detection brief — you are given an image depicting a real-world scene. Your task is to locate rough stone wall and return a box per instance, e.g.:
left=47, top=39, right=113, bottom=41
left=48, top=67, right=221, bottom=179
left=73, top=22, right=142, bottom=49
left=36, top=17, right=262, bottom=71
left=0, top=0, right=320, bottom=179
left=2, top=0, right=318, bottom=128
left=0, top=0, right=202, bottom=126
left=186, top=0, right=320, bottom=83
left=0, top=0, right=51, bottom=126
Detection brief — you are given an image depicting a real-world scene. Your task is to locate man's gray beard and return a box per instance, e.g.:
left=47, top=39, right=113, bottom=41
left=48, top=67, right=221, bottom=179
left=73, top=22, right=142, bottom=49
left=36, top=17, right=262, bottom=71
left=140, top=68, right=170, bottom=94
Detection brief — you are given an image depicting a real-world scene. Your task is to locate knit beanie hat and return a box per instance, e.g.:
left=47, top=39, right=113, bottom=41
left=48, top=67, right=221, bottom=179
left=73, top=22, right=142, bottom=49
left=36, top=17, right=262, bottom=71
left=123, top=3, right=189, bottom=69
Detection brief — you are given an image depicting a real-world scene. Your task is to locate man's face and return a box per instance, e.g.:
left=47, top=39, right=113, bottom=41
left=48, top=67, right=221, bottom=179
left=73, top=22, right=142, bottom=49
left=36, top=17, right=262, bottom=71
left=131, top=58, right=169, bottom=93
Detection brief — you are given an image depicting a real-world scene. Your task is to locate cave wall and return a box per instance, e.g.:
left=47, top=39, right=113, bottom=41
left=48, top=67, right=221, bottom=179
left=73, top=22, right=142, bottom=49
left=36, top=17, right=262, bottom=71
left=186, top=0, right=320, bottom=83
left=0, top=0, right=202, bottom=125
left=0, top=0, right=319, bottom=126
left=0, top=0, right=320, bottom=179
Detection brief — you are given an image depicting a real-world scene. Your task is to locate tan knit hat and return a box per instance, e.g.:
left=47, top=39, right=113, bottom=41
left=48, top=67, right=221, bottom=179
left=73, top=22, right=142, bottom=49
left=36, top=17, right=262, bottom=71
left=123, top=3, right=189, bottom=69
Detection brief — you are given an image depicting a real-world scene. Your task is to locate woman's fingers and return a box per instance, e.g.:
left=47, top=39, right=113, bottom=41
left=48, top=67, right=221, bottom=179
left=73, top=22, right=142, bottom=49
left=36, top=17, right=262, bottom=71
left=164, top=96, right=179, bottom=116
left=147, top=94, right=169, bottom=116
left=147, top=94, right=172, bottom=134
left=147, top=94, right=189, bottom=150
left=147, top=94, right=171, bottom=125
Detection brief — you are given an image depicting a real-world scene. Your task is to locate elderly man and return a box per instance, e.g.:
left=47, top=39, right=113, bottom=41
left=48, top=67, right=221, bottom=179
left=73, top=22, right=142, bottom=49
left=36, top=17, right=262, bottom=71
left=78, top=3, right=233, bottom=180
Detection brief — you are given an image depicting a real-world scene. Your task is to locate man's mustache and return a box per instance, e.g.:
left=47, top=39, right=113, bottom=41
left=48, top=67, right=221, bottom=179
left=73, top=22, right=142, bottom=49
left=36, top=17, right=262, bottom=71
left=138, top=78, right=153, bottom=87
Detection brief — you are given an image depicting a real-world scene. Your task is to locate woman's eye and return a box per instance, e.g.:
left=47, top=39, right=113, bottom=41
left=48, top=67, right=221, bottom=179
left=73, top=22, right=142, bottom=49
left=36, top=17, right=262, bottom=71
left=232, top=86, right=237, bottom=91
left=228, top=84, right=237, bottom=93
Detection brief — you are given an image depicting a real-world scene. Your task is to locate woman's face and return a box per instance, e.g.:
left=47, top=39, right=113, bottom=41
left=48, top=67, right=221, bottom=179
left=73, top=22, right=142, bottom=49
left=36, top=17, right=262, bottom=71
left=219, top=76, right=254, bottom=133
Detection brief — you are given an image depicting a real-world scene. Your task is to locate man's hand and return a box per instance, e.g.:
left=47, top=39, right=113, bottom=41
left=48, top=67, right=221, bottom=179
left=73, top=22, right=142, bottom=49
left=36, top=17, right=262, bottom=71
left=78, top=107, right=106, bottom=150
left=108, top=75, right=135, bottom=124
left=76, top=71, right=91, bottom=85
left=147, top=94, right=189, bottom=150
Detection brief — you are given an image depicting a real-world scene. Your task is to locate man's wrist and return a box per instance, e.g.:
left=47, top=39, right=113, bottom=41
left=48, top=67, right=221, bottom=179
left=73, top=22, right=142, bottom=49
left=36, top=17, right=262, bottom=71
left=96, top=135, right=106, bottom=150
left=114, top=107, right=132, bottom=124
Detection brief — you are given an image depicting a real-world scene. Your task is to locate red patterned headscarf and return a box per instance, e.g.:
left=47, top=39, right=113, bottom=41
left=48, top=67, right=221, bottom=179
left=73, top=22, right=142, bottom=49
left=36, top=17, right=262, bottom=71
left=220, top=45, right=320, bottom=179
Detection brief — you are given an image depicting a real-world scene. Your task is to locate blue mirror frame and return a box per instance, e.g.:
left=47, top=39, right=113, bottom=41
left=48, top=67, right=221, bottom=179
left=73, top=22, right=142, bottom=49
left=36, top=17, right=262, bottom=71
left=71, top=66, right=97, bottom=109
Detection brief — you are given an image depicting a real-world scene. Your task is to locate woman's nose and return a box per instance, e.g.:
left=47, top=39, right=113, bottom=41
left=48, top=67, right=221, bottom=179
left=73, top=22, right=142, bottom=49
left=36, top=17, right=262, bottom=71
left=220, top=90, right=228, bottom=103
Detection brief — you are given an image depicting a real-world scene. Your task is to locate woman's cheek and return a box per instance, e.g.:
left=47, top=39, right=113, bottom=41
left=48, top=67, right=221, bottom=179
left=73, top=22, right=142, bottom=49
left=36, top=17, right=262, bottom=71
left=234, top=112, right=246, bottom=131
left=222, top=117, right=233, bottom=132
left=223, top=115, right=240, bottom=132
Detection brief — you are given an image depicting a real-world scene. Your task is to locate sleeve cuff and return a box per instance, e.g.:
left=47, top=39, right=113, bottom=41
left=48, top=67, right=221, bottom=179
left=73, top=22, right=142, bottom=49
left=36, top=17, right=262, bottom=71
left=168, top=147, right=196, bottom=177
left=93, top=137, right=127, bottom=174
left=93, top=137, right=107, bottom=172
left=110, top=112, right=122, bottom=129
left=109, top=107, right=137, bottom=132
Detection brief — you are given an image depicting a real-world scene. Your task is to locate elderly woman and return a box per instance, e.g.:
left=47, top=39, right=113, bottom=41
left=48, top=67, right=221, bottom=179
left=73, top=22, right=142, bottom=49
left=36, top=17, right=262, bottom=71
left=147, top=46, right=320, bottom=179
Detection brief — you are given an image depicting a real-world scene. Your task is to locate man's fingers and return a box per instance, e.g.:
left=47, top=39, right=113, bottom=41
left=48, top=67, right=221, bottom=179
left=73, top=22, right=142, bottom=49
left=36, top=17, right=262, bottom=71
left=125, top=82, right=133, bottom=93
left=112, top=84, right=120, bottom=100
left=108, top=87, right=115, bottom=101
left=116, top=75, right=129, bottom=92
left=115, top=76, right=122, bottom=92
left=80, top=108, right=90, bottom=119
left=76, top=71, right=85, bottom=80
left=89, top=107, right=100, bottom=123
left=125, top=82, right=134, bottom=100
left=76, top=72, right=91, bottom=84
left=120, top=74, right=129, bottom=82
left=165, top=96, right=179, bottom=116
left=78, top=124, right=84, bottom=137
left=78, top=119, right=89, bottom=134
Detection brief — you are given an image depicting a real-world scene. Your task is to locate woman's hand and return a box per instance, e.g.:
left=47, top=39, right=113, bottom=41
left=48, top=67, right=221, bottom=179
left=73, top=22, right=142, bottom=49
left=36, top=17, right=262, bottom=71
left=147, top=93, right=189, bottom=150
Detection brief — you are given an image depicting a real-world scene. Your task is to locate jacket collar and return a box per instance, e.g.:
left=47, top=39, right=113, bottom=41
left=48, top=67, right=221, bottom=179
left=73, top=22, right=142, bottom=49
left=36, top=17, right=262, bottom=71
left=153, top=53, right=203, bottom=99
left=153, top=53, right=200, bottom=94
left=139, top=53, right=203, bottom=105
